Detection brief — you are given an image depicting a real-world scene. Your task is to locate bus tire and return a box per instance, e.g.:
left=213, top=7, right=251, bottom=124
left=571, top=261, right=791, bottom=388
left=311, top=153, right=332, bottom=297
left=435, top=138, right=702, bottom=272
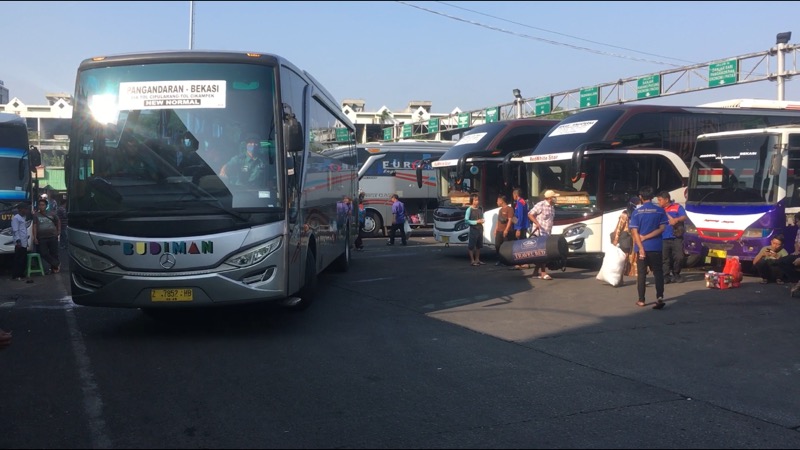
left=364, top=210, right=384, bottom=238
left=684, top=253, right=703, bottom=268
left=289, top=252, right=317, bottom=312
left=332, top=230, right=350, bottom=272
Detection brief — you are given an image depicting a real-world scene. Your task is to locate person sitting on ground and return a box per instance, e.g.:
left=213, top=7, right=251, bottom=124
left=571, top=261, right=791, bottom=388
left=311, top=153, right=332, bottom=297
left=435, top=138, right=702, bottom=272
left=753, top=235, right=788, bottom=284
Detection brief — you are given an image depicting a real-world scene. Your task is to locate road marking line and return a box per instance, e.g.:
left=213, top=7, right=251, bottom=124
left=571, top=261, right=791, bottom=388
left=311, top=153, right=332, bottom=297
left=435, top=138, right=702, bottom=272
left=61, top=295, right=112, bottom=448
left=352, top=277, right=396, bottom=283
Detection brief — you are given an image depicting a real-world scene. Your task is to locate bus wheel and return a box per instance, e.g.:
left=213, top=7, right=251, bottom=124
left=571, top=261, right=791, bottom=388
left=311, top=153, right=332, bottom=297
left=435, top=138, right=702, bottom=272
left=289, top=252, right=317, bottom=312
left=332, top=230, right=350, bottom=272
left=684, top=253, right=703, bottom=268
left=364, top=211, right=384, bottom=238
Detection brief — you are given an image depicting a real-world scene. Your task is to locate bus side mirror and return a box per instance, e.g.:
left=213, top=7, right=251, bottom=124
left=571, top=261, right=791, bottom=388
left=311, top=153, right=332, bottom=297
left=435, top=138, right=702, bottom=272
left=282, top=104, right=304, bottom=154
left=570, top=146, right=585, bottom=182
left=28, top=146, right=41, bottom=169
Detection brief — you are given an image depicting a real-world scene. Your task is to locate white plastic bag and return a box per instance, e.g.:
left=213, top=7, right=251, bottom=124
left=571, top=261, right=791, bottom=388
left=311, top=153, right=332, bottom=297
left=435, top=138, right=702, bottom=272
left=596, top=246, right=627, bottom=287
left=404, top=220, right=412, bottom=237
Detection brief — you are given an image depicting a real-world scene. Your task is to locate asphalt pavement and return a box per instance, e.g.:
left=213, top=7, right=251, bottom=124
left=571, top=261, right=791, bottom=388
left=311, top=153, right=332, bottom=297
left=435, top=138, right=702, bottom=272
left=2, top=234, right=800, bottom=448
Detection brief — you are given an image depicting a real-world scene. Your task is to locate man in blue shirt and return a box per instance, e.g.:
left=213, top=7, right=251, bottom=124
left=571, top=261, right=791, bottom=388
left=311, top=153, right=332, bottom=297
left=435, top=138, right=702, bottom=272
left=387, top=194, right=407, bottom=246
left=511, top=188, right=530, bottom=270
left=656, top=191, right=687, bottom=284
left=511, top=188, right=529, bottom=240
left=630, top=186, right=668, bottom=310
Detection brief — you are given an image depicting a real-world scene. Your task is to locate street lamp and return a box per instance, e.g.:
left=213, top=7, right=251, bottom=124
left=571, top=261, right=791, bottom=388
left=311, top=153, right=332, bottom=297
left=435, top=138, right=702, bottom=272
left=776, top=32, right=792, bottom=101
left=513, top=89, right=522, bottom=119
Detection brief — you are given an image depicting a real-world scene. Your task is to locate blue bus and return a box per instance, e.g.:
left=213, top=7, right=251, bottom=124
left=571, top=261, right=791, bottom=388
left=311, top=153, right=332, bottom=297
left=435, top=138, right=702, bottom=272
left=0, top=113, right=33, bottom=255
left=685, top=124, right=800, bottom=266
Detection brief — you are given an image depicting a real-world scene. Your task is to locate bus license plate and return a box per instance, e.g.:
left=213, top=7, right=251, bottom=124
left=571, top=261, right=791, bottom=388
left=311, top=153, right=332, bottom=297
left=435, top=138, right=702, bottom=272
left=151, top=288, right=193, bottom=302
left=707, top=249, right=727, bottom=259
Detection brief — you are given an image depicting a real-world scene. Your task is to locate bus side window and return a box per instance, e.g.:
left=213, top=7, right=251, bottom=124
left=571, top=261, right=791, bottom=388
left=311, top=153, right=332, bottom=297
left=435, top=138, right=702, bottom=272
left=786, top=134, right=800, bottom=207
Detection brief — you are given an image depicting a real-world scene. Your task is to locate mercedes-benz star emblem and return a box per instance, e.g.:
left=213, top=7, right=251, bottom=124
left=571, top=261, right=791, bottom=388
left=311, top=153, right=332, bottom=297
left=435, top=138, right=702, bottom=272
left=159, top=253, right=177, bottom=269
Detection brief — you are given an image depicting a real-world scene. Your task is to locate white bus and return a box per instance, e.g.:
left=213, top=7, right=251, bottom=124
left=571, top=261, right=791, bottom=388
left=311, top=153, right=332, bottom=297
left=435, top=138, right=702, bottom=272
left=521, top=103, right=800, bottom=259
left=432, top=119, right=559, bottom=246
left=356, top=140, right=453, bottom=237
left=66, top=50, right=358, bottom=313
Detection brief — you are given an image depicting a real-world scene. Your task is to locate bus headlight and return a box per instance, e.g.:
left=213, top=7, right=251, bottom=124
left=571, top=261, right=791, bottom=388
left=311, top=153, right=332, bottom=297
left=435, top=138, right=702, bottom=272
left=684, top=222, right=697, bottom=235
left=563, top=224, right=587, bottom=238
left=225, top=236, right=282, bottom=268
left=454, top=221, right=469, bottom=232
left=70, top=246, right=116, bottom=271
left=743, top=227, right=770, bottom=238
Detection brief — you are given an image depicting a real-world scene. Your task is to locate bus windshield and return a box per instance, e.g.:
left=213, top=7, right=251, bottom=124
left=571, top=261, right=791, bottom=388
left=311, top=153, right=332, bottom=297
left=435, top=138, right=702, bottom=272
left=533, top=109, right=624, bottom=154
left=529, top=159, right=597, bottom=220
left=70, top=62, right=280, bottom=218
left=0, top=118, right=30, bottom=201
left=688, top=136, right=776, bottom=204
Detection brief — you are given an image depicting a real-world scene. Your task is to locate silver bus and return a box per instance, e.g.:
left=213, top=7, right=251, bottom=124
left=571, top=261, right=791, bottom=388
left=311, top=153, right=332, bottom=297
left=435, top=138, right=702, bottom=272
left=66, top=51, right=357, bottom=313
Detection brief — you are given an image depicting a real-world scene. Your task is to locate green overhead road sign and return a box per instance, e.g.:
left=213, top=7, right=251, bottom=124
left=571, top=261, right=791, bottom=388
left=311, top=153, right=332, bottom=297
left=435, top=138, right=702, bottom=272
left=485, top=107, right=499, bottom=123
left=402, top=124, right=412, bottom=138
left=709, top=60, right=738, bottom=87
left=637, top=75, right=661, bottom=99
left=580, top=87, right=599, bottom=108
left=383, top=127, right=392, bottom=141
left=335, top=128, right=349, bottom=142
left=428, top=117, right=439, bottom=133
left=458, top=113, right=470, bottom=128
left=535, top=97, right=552, bottom=116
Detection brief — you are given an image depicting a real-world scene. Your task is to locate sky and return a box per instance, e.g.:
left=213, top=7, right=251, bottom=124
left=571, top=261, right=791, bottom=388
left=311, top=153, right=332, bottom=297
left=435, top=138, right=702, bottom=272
left=5, top=1, right=800, bottom=114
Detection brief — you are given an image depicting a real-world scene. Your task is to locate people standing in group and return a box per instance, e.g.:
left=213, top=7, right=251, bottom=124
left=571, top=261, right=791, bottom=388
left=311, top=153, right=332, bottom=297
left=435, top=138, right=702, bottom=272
left=629, top=186, right=668, bottom=310
left=33, top=198, right=61, bottom=274
left=494, top=194, right=514, bottom=266
left=528, top=189, right=559, bottom=280
left=11, top=203, right=29, bottom=281
left=753, top=235, right=788, bottom=284
left=57, top=199, right=68, bottom=249
left=354, top=193, right=366, bottom=251
left=511, top=188, right=529, bottom=269
left=465, top=194, right=486, bottom=266
left=387, top=194, right=407, bottom=246
left=656, top=191, right=687, bottom=284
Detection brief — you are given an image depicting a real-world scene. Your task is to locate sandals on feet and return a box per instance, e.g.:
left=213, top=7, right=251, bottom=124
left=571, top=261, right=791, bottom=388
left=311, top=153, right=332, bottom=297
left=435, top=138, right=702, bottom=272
left=761, top=279, right=769, bottom=284
left=777, top=279, right=785, bottom=285
left=636, top=300, right=646, bottom=307
left=653, top=299, right=666, bottom=310
left=540, top=274, right=553, bottom=280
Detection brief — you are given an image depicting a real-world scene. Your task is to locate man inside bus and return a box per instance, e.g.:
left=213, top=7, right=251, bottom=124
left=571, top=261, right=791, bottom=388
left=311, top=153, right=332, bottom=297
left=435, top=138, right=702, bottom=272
left=219, top=135, right=268, bottom=187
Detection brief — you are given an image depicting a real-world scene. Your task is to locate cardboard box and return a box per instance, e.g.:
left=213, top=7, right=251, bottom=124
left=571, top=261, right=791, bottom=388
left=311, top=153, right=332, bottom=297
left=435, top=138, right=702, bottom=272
left=705, top=271, right=737, bottom=289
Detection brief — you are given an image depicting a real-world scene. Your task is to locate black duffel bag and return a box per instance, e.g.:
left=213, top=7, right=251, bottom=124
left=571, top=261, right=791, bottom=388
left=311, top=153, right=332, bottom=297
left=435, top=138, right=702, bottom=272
left=499, top=234, right=568, bottom=266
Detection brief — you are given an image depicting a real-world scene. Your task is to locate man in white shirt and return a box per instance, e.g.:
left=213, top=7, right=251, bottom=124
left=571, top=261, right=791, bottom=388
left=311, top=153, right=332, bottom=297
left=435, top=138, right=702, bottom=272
left=11, top=203, right=29, bottom=280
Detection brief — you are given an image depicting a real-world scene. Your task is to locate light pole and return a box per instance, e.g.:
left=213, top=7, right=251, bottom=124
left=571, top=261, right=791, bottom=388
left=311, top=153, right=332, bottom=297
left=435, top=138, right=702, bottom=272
left=189, top=1, right=195, bottom=50
left=776, top=31, right=791, bottom=101
left=513, top=89, right=522, bottom=119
